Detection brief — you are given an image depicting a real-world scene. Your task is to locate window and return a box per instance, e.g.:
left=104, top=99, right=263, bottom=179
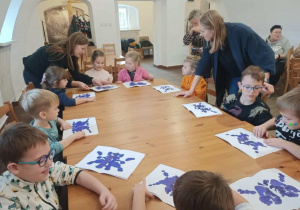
left=118, top=7, right=129, bottom=30
left=118, top=5, right=139, bottom=30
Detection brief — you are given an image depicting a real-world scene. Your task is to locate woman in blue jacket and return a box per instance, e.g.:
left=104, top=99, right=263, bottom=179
left=175, top=10, right=275, bottom=107
left=23, top=32, right=102, bottom=89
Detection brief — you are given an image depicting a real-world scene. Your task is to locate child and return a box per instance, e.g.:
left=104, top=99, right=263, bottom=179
left=132, top=171, right=252, bottom=210
left=253, top=86, right=300, bottom=159
left=116, top=51, right=154, bottom=83
left=20, top=89, right=85, bottom=162
left=85, top=50, right=113, bottom=84
left=174, top=56, right=207, bottom=101
left=42, top=66, right=96, bottom=118
left=222, top=65, right=272, bottom=126
left=0, top=123, right=117, bottom=210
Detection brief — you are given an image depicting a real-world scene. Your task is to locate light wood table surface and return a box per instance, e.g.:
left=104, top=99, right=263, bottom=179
left=64, top=79, right=300, bottom=210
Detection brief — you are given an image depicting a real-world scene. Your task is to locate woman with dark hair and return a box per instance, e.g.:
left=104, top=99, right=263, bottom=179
left=176, top=10, right=275, bottom=107
left=23, top=32, right=102, bottom=89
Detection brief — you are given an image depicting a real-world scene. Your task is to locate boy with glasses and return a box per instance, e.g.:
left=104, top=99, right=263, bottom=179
left=222, top=65, right=272, bottom=126
left=0, top=123, right=117, bottom=210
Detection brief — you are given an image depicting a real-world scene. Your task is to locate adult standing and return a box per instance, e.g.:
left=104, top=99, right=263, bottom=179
left=176, top=10, right=275, bottom=107
left=266, top=25, right=292, bottom=86
left=183, top=10, right=205, bottom=56
left=23, top=32, right=102, bottom=89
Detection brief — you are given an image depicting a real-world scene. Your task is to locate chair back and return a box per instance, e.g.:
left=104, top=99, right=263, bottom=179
left=0, top=102, right=18, bottom=129
left=113, top=57, right=125, bottom=82
left=103, top=43, right=116, bottom=55
left=22, top=82, right=35, bottom=94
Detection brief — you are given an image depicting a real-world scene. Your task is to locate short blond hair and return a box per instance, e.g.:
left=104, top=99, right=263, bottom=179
left=20, top=89, right=59, bottom=118
left=277, top=86, right=300, bottom=118
left=184, top=55, right=200, bottom=70
left=125, top=51, right=141, bottom=63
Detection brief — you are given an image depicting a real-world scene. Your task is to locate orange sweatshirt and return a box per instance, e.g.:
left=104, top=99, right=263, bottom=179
left=181, top=75, right=207, bottom=101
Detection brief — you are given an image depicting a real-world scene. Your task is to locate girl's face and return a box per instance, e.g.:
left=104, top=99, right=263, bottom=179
left=125, top=57, right=138, bottom=72
left=73, top=44, right=88, bottom=57
left=93, top=56, right=105, bottom=71
left=280, top=111, right=300, bottom=130
left=199, top=24, right=214, bottom=42
left=182, top=62, right=194, bottom=76
left=58, top=78, right=68, bottom=89
left=189, top=18, right=200, bottom=27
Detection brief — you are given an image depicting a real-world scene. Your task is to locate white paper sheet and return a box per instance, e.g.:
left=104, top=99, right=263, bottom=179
left=90, top=85, right=120, bottom=92
left=182, top=102, right=223, bottom=118
left=72, top=92, right=95, bottom=99
left=153, top=85, right=181, bottom=94
left=123, top=81, right=151, bottom=88
left=62, top=117, right=99, bottom=139
left=76, top=146, right=145, bottom=180
left=216, top=128, right=281, bottom=159
left=230, top=169, right=300, bottom=210
left=146, top=164, right=185, bottom=207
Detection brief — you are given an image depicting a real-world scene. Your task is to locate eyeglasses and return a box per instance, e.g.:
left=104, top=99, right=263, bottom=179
left=17, top=149, right=55, bottom=167
left=241, top=84, right=263, bottom=92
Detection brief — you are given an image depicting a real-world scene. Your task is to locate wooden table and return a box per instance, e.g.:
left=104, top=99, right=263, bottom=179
left=64, top=79, right=300, bottom=210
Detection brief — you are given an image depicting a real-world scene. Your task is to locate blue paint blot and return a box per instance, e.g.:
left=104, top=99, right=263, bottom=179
left=96, top=86, right=114, bottom=90
left=227, top=132, right=267, bottom=153
left=87, top=151, right=135, bottom=172
left=193, top=103, right=217, bottom=113
left=159, top=85, right=174, bottom=92
left=238, top=173, right=300, bottom=206
left=75, top=93, right=91, bottom=98
left=149, top=170, right=179, bottom=196
left=129, top=82, right=147, bottom=86
left=72, top=118, right=92, bottom=133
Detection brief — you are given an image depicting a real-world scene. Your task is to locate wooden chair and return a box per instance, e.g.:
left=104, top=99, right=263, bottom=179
left=287, top=57, right=300, bottom=90
left=139, top=36, right=153, bottom=57
left=282, top=46, right=294, bottom=94
left=0, top=102, right=18, bottom=130
left=128, top=47, right=144, bottom=60
left=22, top=82, right=35, bottom=94
left=103, top=43, right=116, bottom=55
left=113, top=57, right=125, bottom=82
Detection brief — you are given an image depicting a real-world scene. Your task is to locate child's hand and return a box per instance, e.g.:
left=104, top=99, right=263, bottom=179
left=148, top=74, right=154, bottom=81
left=101, top=80, right=110, bottom=85
left=92, top=78, right=103, bottom=86
left=87, top=96, right=96, bottom=102
left=73, top=131, right=86, bottom=140
left=264, top=138, right=287, bottom=149
left=133, top=179, right=154, bottom=200
left=99, top=189, right=117, bottom=210
left=115, top=81, right=122, bottom=84
left=173, top=90, right=193, bottom=98
left=262, top=83, right=274, bottom=95
left=253, top=126, right=269, bottom=138
left=60, top=121, right=71, bottom=131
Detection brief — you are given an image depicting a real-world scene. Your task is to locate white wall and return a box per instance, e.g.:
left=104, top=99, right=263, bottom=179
left=209, top=0, right=300, bottom=47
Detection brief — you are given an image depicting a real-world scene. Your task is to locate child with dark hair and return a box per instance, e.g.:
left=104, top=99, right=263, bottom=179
left=222, top=65, right=272, bottom=126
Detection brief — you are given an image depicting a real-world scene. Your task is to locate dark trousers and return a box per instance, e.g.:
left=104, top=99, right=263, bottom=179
left=270, top=60, right=286, bottom=86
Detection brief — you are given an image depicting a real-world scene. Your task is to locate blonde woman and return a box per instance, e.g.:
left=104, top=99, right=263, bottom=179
left=176, top=10, right=275, bottom=107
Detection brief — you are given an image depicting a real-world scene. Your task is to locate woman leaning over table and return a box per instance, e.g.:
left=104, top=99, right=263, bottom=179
left=23, top=32, right=102, bottom=89
left=175, top=10, right=275, bottom=107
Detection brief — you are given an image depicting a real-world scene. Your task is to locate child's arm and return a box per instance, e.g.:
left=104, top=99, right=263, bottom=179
left=76, top=171, right=117, bottom=210
left=253, top=118, right=276, bottom=138
left=60, top=131, right=86, bottom=148
left=174, top=75, right=204, bottom=98
left=75, top=96, right=96, bottom=105
left=115, top=81, right=122, bottom=84
left=194, top=79, right=207, bottom=101
left=57, top=117, right=71, bottom=130
left=232, top=190, right=253, bottom=209
left=264, top=138, right=300, bottom=159
left=132, top=180, right=154, bottom=210
left=71, top=81, right=90, bottom=90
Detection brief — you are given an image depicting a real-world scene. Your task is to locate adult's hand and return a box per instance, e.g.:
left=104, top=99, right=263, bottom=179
left=92, top=78, right=103, bottom=86
left=262, top=82, right=274, bottom=95
left=173, top=90, right=193, bottom=98
left=189, top=26, right=200, bottom=35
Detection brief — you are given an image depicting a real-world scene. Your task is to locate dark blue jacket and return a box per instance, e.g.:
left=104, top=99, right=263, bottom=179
left=51, top=88, right=76, bottom=118
left=196, top=23, right=275, bottom=106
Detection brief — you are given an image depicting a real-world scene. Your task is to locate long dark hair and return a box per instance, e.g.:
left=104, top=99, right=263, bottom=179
left=41, top=66, right=68, bottom=90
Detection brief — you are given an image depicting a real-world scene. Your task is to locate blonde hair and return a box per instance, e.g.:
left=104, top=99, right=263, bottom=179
left=188, top=9, right=202, bottom=21
left=125, top=51, right=141, bottom=64
left=20, top=89, right=59, bottom=118
left=200, top=10, right=227, bottom=54
left=184, top=55, right=200, bottom=70
left=277, top=86, right=300, bottom=118
left=41, top=66, right=69, bottom=90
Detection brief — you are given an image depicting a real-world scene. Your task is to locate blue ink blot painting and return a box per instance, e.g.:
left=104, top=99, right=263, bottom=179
left=230, top=169, right=300, bottom=210
left=146, top=164, right=185, bottom=207
left=216, top=128, right=281, bottom=159
left=72, top=92, right=95, bottom=99
left=153, top=85, right=181, bottom=94
left=91, top=85, right=119, bottom=92
left=62, top=117, right=99, bottom=139
left=123, top=80, right=151, bottom=88
left=76, top=146, right=145, bottom=180
left=182, top=102, right=222, bottom=118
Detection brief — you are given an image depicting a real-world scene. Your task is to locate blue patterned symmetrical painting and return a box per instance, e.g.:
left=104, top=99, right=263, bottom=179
left=63, top=117, right=99, bottom=139
left=153, top=85, right=181, bottom=94
left=149, top=170, right=179, bottom=196
left=91, top=85, right=119, bottom=92
left=230, top=169, right=300, bottom=210
left=182, top=102, right=222, bottom=118
left=123, top=80, right=151, bottom=88
left=72, top=92, right=95, bottom=99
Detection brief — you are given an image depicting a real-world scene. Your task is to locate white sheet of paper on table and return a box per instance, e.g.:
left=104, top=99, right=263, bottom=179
left=182, top=102, right=223, bottom=118
left=153, top=85, right=181, bottom=94
left=62, top=117, right=98, bottom=139
left=146, top=164, right=185, bottom=207
left=215, top=128, right=281, bottom=159
left=230, top=168, right=300, bottom=210
left=123, top=81, right=151, bottom=88
left=90, top=85, right=120, bottom=92
left=76, top=146, right=145, bottom=180
left=72, top=92, right=95, bottom=99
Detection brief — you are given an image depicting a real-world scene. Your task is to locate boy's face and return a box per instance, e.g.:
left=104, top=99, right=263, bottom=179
left=238, top=75, right=263, bottom=101
left=280, top=111, right=300, bottom=130
left=12, top=142, right=53, bottom=183
left=182, top=62, right=194, bottom=76
left=44, top=102, right=59, bottom=121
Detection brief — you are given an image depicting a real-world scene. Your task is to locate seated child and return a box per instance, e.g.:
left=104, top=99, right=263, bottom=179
left=0, top=123, right=117, bottom=210
left=85, top=50, right=113, bottom=84
left=132, top=171, right=252, bottom=210
left=222, top=65, right=272, bottom=126
left=42, top=66, right=95, bottom=118
left=116, top=51, right=154, bottom=84
left=174, top=56, right=207, bottom=101
left=253, top=86, right=300, bottom=159
left=20, top=89, right=85, bottom=161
